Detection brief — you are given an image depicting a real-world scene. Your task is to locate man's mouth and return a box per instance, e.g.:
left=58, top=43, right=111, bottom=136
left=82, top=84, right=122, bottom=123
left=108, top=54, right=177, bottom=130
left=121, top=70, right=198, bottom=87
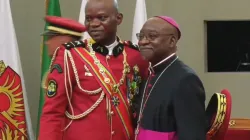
left=90, top=30, right=102, bottom=34
left=140, top=47, right=153, bottom=51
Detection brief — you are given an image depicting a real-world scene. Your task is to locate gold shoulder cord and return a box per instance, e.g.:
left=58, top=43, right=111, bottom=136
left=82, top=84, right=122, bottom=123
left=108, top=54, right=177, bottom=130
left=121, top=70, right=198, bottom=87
left=207, top=93, right=227, bottom=139
left=64, top=43, right=104, bottom=121
left=42, top=47, right=60, bottom=90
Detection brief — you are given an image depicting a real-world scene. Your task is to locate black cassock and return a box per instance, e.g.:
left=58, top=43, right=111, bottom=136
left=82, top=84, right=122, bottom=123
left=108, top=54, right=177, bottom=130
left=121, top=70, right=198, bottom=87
left=134, top=54, right=207, bottom=140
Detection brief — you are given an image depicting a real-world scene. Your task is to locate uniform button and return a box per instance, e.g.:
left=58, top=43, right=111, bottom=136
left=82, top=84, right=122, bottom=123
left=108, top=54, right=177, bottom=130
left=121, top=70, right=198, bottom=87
left=111, top=131, right=115, bottom=135
left=110, top=111, right=114, bottom=115
left=106, top=55, right=110, bottom=59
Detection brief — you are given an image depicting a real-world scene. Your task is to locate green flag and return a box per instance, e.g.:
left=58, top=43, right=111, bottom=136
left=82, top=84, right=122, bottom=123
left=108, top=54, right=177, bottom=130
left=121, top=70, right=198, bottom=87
left=36, top=0, right=61, bottom=138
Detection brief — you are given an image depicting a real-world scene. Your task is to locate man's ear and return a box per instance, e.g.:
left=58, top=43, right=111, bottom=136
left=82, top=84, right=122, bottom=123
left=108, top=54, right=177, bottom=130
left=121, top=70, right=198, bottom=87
left=170, top=35, right=177, bottom=48
left=116, top=13, right=123, bottom=25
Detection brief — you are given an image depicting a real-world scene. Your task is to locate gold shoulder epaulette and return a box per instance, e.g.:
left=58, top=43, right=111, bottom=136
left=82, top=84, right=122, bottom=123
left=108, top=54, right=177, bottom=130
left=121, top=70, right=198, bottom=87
left=62, top=40, right=85, bottom=50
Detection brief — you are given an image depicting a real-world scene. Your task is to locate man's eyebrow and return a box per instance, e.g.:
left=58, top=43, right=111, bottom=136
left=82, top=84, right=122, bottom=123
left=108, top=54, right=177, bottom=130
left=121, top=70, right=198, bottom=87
left=141, top=30, right=159, bottom=33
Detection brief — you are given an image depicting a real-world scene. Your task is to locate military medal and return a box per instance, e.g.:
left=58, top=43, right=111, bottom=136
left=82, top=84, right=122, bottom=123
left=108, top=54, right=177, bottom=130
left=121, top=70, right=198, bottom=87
left=111, top=96, right=120, bottom=106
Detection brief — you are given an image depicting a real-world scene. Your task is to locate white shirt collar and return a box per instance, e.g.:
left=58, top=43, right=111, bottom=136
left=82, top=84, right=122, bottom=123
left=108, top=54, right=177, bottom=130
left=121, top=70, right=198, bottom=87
left=152, top=53, right=176, bottom=68
left=105, top=39, right=119, bottom=55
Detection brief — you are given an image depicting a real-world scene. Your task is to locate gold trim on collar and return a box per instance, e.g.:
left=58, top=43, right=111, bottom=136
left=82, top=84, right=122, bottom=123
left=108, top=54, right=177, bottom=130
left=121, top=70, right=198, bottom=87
left=47, top=26, right=82, bottom=37
left=207, top=92, right=227, bottom=139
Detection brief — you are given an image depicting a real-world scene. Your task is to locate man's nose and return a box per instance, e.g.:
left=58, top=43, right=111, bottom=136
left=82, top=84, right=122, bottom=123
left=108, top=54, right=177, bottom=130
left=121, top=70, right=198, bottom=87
left=138, top=37, right=150, bottom=46
left=90, top=19, right=101, bottom=27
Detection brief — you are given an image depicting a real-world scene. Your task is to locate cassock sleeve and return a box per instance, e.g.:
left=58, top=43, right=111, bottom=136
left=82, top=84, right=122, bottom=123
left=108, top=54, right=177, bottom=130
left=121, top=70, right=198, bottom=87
left=173, top=74, right=206, bottom=140
left=39, top=47, right=75, bottom=140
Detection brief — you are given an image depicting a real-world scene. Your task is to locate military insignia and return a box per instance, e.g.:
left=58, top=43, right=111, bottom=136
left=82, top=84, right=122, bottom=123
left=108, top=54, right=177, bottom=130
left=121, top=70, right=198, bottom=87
left=50, top=64, right=63, bottom=73
left=112, top=84, right=118, bottom=93
left=113, top=43, right=124, bottom=57
left=126, top=65, right=142, bottom=105
left=111, top=96, right=120, bottom=106
left=47, top=80, right=57, bottom=97
left=63, top=40, right=85, bottom=50
left=96, top=46, right=104, bottom=52
left=85, top=72, right=93, bottom=76
left=125, top=64, right=130, bottom=73
left=93, top=45, right=109, bottom=56
left=124, top=41, right=139, bottom=51
left=126, top=76, right=132, bottom=96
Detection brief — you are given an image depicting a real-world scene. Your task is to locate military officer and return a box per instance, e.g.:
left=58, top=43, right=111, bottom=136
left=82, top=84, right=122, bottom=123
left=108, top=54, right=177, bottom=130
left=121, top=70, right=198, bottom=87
left=39, top=0, right=149, bottom=140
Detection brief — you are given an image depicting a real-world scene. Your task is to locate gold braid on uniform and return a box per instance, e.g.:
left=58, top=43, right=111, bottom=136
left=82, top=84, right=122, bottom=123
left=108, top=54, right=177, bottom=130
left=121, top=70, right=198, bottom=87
left=65, top=50, right=102, bottom=95
left=206, top=92, right=227, bottom=139
left=42, top=47, right=60, bottom=90
left=61, top=41, right=104, bottom=123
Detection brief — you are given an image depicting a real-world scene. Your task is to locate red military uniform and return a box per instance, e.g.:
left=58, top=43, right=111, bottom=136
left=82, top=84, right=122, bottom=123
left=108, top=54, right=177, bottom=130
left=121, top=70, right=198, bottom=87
left=39, top=38, right=149, bottom=140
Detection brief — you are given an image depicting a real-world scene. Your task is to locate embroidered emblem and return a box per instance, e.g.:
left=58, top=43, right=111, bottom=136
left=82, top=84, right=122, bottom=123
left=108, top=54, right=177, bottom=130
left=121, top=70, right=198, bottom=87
left=47, top=80, right=57, bottom=97
left=111, top=96, right=120, bottom=106
left=50, top=64, right=63, bottom=73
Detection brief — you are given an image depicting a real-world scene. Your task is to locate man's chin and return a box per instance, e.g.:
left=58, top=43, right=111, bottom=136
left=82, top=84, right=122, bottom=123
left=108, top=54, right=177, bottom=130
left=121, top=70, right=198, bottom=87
left=90, top=35, right=103, bottom=42
left=140, top=52, right=152, bottom=61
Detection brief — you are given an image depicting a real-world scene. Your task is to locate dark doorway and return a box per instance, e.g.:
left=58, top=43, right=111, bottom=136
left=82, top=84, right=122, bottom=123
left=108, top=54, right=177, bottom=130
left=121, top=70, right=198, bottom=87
left=206, top=20, right=250, bottom=72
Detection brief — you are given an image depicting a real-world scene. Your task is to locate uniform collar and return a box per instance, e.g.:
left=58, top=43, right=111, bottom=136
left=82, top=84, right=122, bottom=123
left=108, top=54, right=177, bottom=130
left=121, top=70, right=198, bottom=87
left=92, top=37, right=124, bottom=57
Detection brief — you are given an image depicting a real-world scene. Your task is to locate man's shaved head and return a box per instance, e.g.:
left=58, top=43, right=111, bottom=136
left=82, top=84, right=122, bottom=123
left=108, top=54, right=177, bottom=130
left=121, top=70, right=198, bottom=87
left=86, top=0, right=119, bottom=13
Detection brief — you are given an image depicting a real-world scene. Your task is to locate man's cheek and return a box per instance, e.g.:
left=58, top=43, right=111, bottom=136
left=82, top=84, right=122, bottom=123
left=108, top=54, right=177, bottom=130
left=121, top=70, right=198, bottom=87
left=140, top=50, right=153, bottom=60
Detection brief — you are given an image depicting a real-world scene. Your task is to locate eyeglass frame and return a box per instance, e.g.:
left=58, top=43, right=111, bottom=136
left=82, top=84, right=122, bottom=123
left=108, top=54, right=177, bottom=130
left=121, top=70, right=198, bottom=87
left=136, top=32, right=174, bottom=41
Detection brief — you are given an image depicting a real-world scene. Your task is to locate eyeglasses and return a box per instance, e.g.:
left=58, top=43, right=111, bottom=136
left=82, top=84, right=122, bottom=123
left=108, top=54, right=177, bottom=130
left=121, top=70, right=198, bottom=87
left=136, top=32, right=173, bottom=41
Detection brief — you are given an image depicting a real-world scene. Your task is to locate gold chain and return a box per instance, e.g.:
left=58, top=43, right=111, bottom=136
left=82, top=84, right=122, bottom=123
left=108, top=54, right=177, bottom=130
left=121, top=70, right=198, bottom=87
left=87, top=42, right=130, bottom=93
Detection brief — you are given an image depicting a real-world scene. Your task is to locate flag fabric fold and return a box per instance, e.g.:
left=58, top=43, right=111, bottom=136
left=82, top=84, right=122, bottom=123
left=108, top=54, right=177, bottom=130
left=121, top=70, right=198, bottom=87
left=79, top=0, right=90, bottom=39
left=36, top=0, right=61, bottom=139
left=0, top=0, right=34, bottom=139
left=131, top=0, right=147, bottom=44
